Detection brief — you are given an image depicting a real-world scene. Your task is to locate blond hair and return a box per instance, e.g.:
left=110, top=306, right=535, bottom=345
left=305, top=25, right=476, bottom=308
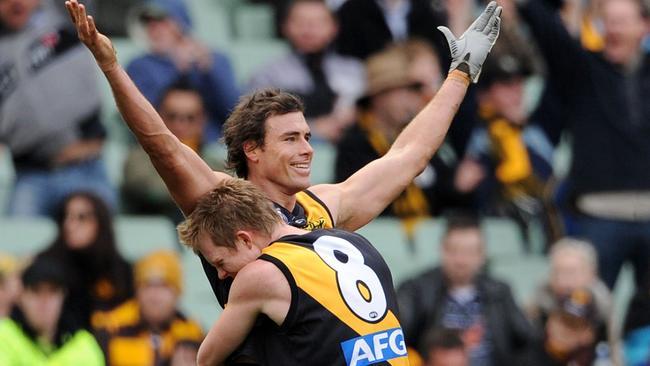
left=177, top=179, right=281, bottom=250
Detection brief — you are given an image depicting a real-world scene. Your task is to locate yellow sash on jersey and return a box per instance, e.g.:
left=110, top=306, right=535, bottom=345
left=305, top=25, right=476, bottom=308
left=263, top=242, right=408, bottom=366
left=296, top=190, right=334, bottom=230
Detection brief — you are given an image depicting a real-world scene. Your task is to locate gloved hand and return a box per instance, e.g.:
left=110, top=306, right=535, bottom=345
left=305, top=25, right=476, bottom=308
left=438, top=1, right=502, bottom=83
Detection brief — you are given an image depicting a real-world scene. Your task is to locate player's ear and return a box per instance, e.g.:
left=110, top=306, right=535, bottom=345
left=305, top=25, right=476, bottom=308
left=235, top=230, right=254, bottom=249
left=243, top=140, right=260, bottom=163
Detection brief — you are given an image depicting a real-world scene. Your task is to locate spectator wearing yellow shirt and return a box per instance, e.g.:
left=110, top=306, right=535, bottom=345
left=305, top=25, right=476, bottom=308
left=92, top=251, right=203, bottom=366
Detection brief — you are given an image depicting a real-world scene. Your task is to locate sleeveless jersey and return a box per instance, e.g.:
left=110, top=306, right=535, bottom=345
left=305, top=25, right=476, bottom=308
left=257, top=229, right=409, bottom=366
left=200, top=189, right=334, bottom=307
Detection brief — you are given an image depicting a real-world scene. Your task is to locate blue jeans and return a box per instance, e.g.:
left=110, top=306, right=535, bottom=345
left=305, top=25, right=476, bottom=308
left=8, top=158, right=117, bottom=217
left=573, top=215, right=650, bottom=289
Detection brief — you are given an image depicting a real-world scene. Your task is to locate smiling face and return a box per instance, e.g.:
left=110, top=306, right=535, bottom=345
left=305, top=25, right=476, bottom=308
left=247, top=112, right=314, bottom=194
left=197, top=231, right=263, bottom=280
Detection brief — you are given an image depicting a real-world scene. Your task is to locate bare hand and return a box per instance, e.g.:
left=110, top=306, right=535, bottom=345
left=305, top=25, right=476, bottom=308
left=65, top=0, right=118, bottom=72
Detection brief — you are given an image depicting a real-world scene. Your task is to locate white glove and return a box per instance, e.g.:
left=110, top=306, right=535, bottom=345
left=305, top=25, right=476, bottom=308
left=437, top=1, right=502, bottom=83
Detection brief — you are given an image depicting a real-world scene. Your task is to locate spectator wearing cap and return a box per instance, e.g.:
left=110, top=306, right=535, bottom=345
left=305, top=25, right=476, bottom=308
left=532, top=288, right=601, bottom=366
left=247, top=0, right=365, bottom=143
left=125, top=0, right=240, bottom=140
left=92, top=250, right=203, bottom=366
left=454, top=46, right=560, bottom=250
left=0, top=252, right=21, bottom=318
left=0, top=257, right=105, bottom=365
left=335, top=41, right=470, bottom=238
left=527, top=238, right=612, bottom=355
left=398, top=213, right=536, bottom=365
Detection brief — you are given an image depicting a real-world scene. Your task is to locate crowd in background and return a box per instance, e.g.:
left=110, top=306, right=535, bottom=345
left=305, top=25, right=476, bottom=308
left=1, top=0, right=650, bottom=364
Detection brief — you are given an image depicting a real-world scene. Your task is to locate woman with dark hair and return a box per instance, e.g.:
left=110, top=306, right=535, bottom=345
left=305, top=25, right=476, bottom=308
left=37, top=191, right=134, bottom=329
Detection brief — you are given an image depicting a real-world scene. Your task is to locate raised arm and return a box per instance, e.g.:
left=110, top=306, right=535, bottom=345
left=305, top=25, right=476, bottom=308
left=314, top=2, right=502, bottom=231
left=65, top=0, right=229, bottom=215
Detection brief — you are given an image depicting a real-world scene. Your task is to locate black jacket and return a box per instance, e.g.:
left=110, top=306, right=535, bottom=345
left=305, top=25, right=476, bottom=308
left=519, top=0, right=650, bottom=196
left=397, top=267, right=537, bottom=364
left=336, top=0, right=448, bottom=64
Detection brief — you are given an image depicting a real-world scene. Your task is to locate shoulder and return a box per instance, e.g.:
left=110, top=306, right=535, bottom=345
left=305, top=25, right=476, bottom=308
left=231, top=260, right=290, bottom=301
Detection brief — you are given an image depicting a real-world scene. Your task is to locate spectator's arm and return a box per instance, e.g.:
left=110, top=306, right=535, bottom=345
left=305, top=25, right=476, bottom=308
left=516, top=0, right=585, bottom=81
left=65, top=0, right=227, bottom=215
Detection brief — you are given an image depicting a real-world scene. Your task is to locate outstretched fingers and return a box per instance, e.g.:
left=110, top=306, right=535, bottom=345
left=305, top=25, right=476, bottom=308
left=472, top=1, right=497, bottom=32
left=483, top=5, right=502, bottom=36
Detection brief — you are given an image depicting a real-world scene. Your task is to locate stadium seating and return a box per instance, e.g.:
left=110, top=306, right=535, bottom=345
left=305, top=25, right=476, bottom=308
left=226, top=40, right=289, bottom=84
left=114, top=215, right=178, bottom=262
left=311, top=142, right=336, bottom=184
left=0, top=217, right=56, bottom=257
left=233, top=4, right=275, bottom=40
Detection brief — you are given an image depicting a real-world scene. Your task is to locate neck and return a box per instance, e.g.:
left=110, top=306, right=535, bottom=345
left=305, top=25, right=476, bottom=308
left=248, top=176, right=299, bottom=211
left=268, top=223, right=309, bottom=244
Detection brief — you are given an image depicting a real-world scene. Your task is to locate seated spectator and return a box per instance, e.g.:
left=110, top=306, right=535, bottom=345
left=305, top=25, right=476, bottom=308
left=336, top=0, right=447, bottom=62
left=37, top=192, right=133, bottom=329
left=126, top=0, right=240, bottom=140
left=92, top=250, right=203, bottom=366
left=0, top=257, right=105, bottom=365
left=423, top=328, right=469, bottom=366
left=0, top=0, right=116, bottom=216
left=336, top=42, right=469, bottom=236
left=454, top=47, right=560, bottom=249
left=527, top=238, right=612, bottom=344
left=122, top=79, right=225, bottom=223
left=247, top=0, right=365, bottom=143
left=533, top=288, right=601, bottom=366
left=0, top=252, right=21, bottom=318
left=398, top=212, right=535, bottom=364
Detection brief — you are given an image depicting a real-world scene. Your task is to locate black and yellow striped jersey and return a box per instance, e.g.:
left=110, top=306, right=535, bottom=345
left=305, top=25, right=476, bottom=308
left=201, top=189, right=334, bottom=307
left=255, top=229, right=409, bottom=366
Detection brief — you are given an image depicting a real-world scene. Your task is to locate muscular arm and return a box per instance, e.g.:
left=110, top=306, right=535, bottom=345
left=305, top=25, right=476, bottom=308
left=197, top=261, right=290, bottom=366
left=313, top=71, right=470, bottom=230
left=65, top=0, right=229, bottom=215
left=314, top=2, right=501, bottom=231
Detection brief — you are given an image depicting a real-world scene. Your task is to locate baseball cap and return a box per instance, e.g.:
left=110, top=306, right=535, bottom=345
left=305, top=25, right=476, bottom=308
left=478, top=50, right=534, bottom=89
left=21, top=257, right=67, bottom=290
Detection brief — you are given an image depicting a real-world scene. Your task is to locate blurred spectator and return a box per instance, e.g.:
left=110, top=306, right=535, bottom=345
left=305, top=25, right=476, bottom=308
left=0, top=0, right=116, bottom=216
left=0, top=252, right=21, bottom=318
left=37, top=192, right=133, bottom=329
left=397, top=213, right=536, bottom=364
left=336, top=41, right=469, bottom=236
left=0, top=257, right=105, bottom=365
left=455, top=47, right=560, bottom=250
left=92, top=250, right=203, bottom=366
left=247, top=0, right=365, bottom=143
left=335, top=0, right=447, bottom=62
left=532, top=288, right=601, bottom=366
left=423, top=328, right=469, bottom=366
left=516, top=0, right=650, bottom=289
left=126, top=0, right=240, bottom=140
left=527, top=238, right=612, bottom=355
left=122, top=79, right=225, bottom=223
left=623, top=268, right=650, bottom=365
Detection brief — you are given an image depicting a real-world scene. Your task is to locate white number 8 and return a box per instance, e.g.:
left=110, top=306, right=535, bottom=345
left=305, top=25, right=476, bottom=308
left=313, top=235, right=387, bottom=322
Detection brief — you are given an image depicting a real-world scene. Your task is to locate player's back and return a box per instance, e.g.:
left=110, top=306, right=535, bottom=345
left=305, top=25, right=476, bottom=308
left=258, top=229, right=409, bottom=366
